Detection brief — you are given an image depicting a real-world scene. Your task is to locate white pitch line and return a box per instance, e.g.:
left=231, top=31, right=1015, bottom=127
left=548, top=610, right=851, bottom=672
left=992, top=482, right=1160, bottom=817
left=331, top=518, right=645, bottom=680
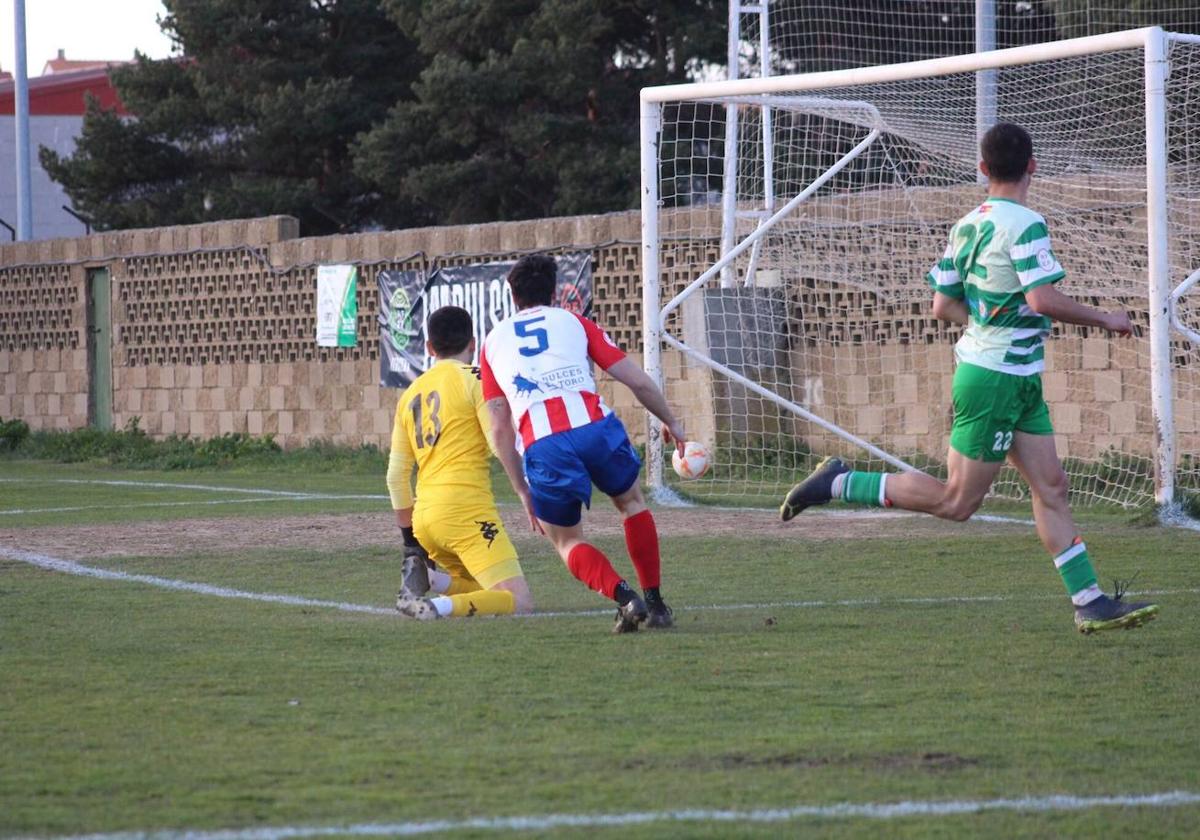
left=22, top=791, right=1200, bottom=839
left=3, top=547, right=1197, bottom=622
left=0, top=476, right=390, bottom=501
left=0, top=548, right=395, bottom=616
left=1, top=495, right=388, bottom=516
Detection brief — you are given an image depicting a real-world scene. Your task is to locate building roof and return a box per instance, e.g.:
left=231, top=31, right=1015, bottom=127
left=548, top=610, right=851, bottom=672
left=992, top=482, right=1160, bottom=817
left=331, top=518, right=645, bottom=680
left=41, top=49, right=127, bottom=77
left=0, top=65, right=127, bottom=117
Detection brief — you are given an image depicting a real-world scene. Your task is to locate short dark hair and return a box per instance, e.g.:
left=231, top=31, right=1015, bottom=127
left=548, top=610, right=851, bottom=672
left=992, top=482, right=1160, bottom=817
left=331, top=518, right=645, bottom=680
left=427, top=306, right=474, bottom=356
left=506, top=254, right=557, bottom=308
left=981, top=122, right=1033, bottom=183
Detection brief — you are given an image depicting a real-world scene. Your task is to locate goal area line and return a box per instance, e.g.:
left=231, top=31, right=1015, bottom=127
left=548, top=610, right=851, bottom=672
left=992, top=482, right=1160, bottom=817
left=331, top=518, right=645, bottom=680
left=3, top=547, right=1195, bottom=623
left=22, top=790, right=1200, bottom=839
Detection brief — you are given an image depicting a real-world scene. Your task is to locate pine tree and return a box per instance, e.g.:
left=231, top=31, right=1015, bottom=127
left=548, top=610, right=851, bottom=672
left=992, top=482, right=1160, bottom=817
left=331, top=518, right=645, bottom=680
left=352, top=0, right=726, bottom=226
left=41, top=0, right=420, bottom=234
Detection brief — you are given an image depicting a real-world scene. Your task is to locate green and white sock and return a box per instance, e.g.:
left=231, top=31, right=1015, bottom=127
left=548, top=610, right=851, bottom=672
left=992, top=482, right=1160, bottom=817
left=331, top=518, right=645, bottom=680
left=832, top=471, right=890, bottom=507
left=1054, top=540, right=1102, bottom=606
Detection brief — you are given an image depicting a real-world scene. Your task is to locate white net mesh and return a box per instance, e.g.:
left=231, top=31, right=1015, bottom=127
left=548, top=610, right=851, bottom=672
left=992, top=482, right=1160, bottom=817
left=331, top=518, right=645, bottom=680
left=651, top=37, right=1200, bottom=509
left=733, top=2, right=1200, bottom=77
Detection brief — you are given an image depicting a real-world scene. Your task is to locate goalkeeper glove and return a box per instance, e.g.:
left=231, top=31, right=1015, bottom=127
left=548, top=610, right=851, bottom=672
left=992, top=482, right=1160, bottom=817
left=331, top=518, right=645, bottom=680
left=401, top=526, right=433, bottom=570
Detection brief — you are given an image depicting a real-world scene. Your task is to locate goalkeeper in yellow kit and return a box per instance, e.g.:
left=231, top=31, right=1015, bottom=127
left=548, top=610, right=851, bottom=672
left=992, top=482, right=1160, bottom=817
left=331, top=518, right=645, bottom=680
left=387, top=305, right=536, bottom=619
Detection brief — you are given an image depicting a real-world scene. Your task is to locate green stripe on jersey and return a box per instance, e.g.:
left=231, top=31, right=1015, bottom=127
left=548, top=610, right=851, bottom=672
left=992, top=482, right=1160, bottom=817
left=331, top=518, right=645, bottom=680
left=1015, top=221, right=1050, bottom=245
left=938, top=198, right=1062, bottom=375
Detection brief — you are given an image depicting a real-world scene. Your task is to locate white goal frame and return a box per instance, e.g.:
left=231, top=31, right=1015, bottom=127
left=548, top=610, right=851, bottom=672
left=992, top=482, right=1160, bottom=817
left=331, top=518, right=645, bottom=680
left=640, top=27, right=1200, bottom=507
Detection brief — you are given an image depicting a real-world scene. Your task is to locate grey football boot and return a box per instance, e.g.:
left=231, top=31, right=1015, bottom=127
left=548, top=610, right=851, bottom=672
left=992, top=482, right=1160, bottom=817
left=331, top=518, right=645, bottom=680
left=613, top=594, right=649, bottom=634
left=780, top=457, right=850, bottom=521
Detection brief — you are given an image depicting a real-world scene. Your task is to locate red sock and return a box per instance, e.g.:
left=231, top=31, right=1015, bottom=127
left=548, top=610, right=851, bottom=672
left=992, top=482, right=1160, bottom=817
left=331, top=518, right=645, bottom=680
left=623, top=509, right=661, bottom=590
left=566, top=543, right=623, bottom=600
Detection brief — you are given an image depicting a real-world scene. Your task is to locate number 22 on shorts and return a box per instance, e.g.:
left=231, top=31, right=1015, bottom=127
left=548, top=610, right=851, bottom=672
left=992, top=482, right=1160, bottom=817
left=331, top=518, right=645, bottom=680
left=992, top=430, right=1013, bottom=453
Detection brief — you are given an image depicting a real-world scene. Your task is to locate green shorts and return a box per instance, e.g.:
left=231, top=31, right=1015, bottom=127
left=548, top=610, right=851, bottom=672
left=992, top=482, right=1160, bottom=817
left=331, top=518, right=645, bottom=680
left=950, top=362, right=1054, bottom=462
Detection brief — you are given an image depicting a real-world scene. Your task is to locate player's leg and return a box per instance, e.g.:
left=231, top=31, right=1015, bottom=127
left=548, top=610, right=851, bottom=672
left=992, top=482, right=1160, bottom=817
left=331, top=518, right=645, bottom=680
left=587, top=414, right=673, bottom=629
left=609, top=482, right=672, bottom=629
left=400, top=506, right=531, bottom=619
left=540, top=516, right=648, bottom=633
left=523, top=426, right=646, bottom=629
left=782, top=361, right=1008, bottom=522
left=884, top=448, right=1003, bottom=520
left=1007, top=429, right=1158, bottom=633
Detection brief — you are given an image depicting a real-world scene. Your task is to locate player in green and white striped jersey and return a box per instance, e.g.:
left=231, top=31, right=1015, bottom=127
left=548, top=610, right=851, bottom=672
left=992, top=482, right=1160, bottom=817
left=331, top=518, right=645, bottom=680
left=781, top=123, right=1158, bottom=635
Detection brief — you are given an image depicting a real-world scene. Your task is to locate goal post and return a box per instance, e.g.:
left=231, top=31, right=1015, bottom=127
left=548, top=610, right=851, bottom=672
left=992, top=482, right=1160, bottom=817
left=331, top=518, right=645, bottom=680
left=640, top=27, right=1200, bottom=513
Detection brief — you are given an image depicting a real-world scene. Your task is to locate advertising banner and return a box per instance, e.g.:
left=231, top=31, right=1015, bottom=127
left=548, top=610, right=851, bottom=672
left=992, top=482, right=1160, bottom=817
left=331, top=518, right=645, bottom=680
left=378, top=253, right=591, bottom=388
left=316, top=264, right=358, bottom=347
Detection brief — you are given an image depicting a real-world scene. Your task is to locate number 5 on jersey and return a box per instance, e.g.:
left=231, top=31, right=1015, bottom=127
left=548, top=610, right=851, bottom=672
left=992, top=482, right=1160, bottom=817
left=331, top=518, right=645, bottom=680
left=514, top=316, right=548, bottom=357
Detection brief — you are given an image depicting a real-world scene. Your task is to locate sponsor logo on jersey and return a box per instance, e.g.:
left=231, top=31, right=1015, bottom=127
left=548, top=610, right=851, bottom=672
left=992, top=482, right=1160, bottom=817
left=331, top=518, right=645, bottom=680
left=513, top=373, right=541, bottom=395
left=540, top=365, right=588, bottom=390
left=1036, top=248, right=1055, bottom=271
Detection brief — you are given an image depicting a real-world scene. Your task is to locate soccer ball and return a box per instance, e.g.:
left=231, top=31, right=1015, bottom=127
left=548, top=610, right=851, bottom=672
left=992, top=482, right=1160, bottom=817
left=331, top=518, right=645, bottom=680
left=671, top=441, right=711, bottom=480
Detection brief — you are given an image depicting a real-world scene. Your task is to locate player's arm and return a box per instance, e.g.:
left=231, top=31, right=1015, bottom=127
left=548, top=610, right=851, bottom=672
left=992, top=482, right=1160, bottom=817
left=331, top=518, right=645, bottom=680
left=932, top=292, right=969, bottom=325
left=1024, top=284, right=1131, bottom=334
left=926, top=234, right=967, bottom=325
left=385, top=396, right=425, bottom=556
left=605, top=358, right=686, bottom=455
left=575, top=314, right=686, bottom=453
left=1013, top=220, right=1131, bottom=335
left=485, top=396, right=543, bottom=534
left=473, top=386, right=501, bottom=460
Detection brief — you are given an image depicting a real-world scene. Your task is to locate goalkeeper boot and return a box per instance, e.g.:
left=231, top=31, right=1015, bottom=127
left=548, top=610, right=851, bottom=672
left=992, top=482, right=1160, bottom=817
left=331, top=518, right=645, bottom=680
left=1074, top=589, right=1159, bottom=635
left=644, top=588, right=675, bottom=629
left=400, top=548, right=431, bottom=597
left=395, top=592, right=439, bottom=621
left=780, top=457, right=850, bottom=521
left=612, top=587, right=649, bottom=634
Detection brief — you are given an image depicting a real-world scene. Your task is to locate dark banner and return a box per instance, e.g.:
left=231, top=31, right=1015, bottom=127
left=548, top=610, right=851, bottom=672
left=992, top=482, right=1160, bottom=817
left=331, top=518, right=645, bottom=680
left=378, top=252, right=592, bottom=388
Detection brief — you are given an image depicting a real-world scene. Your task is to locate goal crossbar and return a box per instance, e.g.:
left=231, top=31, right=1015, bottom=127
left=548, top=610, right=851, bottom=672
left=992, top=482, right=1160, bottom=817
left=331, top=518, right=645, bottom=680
left=642, top=27, right=1186, bottom=105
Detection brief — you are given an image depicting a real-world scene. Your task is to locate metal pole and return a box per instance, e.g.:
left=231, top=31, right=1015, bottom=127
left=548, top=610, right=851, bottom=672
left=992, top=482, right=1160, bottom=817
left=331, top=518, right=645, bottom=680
left=640, top=97, right=666, bottom=494
left=14, top=0, right=34, bottom=240
left=1144, top=27, right=1175, bottom=506
left=975, top=0, right=997, bottom=184
left=719, top=2, right=742, bottom=288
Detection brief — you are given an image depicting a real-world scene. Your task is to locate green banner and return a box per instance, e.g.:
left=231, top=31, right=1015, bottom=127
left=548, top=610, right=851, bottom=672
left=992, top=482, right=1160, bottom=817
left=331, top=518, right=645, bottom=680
left=316, top=265, right=358, bottom=347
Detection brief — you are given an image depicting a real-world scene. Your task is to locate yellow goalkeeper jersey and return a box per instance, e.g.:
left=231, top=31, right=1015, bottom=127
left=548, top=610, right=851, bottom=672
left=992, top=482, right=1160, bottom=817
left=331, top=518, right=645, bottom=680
left=387, top=359, right=496, bottom=510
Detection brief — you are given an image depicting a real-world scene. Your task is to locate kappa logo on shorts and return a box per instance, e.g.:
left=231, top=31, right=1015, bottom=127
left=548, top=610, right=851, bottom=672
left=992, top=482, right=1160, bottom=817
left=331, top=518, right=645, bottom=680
left=466, top=600, right=478, bottom=617
left=476, top=519, right=499, bottom=548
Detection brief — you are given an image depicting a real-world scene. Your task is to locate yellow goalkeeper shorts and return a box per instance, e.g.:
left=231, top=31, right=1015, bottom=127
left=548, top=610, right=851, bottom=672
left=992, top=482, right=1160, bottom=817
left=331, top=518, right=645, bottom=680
left=413, top=501, right=523, bottom=590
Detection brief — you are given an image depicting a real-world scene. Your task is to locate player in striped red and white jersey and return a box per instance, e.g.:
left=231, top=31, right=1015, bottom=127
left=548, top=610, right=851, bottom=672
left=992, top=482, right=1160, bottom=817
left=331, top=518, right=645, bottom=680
left=481, top=255, right=687, bottom=633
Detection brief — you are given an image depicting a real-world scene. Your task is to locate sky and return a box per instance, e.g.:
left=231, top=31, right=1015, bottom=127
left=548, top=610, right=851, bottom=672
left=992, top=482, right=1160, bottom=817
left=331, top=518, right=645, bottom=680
left=0, top=0, right=176, bottom=78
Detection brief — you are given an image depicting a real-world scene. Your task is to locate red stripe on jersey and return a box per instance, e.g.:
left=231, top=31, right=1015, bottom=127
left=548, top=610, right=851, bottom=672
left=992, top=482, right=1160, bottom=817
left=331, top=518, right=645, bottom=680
left=518, top=412, right=535, bottom=450
left=581, top=390, right=604, bottom=422
left=479, top=347, right=503, bottom=400
left=544, top=396, right=571, bottom=435
left=572, top=313, right=625, bottom=370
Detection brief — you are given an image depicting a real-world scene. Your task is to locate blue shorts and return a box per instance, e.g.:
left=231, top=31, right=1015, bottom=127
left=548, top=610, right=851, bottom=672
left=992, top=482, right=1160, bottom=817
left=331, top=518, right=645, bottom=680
left=523, top=414, right=642, bottom=527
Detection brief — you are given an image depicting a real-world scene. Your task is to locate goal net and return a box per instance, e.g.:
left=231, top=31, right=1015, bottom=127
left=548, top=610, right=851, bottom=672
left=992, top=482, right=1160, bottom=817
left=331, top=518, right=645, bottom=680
left=640, top=29, right=1200, bottom=512
left=730, top=2, right=1200, bottom=76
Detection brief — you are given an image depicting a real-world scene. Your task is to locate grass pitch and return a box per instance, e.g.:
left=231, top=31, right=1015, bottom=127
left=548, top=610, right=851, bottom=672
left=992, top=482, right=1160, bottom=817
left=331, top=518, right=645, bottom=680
left=2, top=459, right=1199, bottom=839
